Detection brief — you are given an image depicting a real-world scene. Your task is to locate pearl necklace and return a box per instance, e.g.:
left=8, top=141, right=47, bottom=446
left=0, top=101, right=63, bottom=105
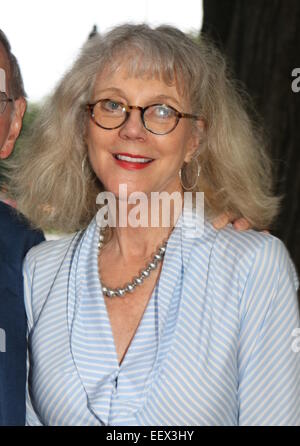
left=98, top=227, right=167, bottom=298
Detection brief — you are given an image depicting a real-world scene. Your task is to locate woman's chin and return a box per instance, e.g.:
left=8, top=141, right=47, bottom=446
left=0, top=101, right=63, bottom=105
left=103, top=182, right=151, bottom=198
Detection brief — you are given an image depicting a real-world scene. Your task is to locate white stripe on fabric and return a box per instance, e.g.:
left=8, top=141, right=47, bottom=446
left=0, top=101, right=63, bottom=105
left=23, top=214, right=300, bottom=426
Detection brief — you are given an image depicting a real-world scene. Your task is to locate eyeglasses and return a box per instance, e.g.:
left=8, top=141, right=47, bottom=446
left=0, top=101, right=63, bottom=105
left=86, top=99, right=200, bottom=135
left=0, top=92, right=13, bottom=114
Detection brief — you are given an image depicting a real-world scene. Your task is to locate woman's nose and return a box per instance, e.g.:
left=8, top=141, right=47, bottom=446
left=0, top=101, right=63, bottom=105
left=118, top=108, right=147, bottom=140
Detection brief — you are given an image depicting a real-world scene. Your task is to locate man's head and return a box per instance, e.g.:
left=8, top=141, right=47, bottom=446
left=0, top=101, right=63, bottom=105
left=0, top=29, right=26, bottom=159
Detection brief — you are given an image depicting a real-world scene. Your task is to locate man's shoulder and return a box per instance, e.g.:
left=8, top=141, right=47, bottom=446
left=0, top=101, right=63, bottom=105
left=0, top=201, right=45, bottom=262
left=0, top=201, right=44, bottom=242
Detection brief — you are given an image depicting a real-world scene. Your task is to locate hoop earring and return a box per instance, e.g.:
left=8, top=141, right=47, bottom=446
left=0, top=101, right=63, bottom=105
left=179, top=158, right=201, bottom=191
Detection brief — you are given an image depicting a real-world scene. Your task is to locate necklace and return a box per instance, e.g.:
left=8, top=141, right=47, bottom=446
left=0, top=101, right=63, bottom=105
left=98, top=226, right=167, bottom=298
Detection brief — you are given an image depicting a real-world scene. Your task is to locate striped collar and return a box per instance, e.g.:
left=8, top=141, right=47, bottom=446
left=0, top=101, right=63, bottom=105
left=66, top=208, right=212, bottom=424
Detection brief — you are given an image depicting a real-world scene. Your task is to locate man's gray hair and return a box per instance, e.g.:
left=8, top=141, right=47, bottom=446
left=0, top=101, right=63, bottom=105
left=0, top=29, right=26, bottom=98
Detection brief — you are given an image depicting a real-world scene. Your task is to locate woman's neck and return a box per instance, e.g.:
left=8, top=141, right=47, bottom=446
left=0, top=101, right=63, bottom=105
left=102, top=198, right=182, bottom=261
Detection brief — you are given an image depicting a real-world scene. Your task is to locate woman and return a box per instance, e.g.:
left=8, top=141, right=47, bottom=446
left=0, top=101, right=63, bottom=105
left=11, top=24, right=299, bottom=425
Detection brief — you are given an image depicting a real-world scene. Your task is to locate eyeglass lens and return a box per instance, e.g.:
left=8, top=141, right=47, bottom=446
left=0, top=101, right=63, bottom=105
left=0, top=93, right=10, bottom=114
left=92, top=99, right=178, bottom=135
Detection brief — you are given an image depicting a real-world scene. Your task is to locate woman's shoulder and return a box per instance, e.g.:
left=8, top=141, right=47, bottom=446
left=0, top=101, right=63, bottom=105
left=193, top=221, right=299, bottom=291
left=208, top=220, right=288, bottom=261
left=188, top=222, right=298, bottom=325
left=200, top=220, right=299, bottom=292
left=24, top=231, right=82, bottom=271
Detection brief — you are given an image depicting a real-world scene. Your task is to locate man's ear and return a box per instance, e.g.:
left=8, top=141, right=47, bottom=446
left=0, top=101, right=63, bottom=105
left=0, top=96, right=26, bottom=159
left=184, top=118, right=205, bottom=163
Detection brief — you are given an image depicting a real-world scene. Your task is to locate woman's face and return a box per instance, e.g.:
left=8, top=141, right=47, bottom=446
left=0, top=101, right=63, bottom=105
left=86, top=66, right=201, bottom=199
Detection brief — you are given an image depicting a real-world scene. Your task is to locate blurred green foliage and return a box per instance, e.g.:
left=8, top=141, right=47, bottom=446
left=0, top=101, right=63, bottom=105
left=14, top=101, right=41, bottom=152
left=0, top=101, right=41, bottom=185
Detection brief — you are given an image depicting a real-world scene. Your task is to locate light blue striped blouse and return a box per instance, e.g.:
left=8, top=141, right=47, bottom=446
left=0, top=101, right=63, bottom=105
left=23, top=210, right=300, bottom=426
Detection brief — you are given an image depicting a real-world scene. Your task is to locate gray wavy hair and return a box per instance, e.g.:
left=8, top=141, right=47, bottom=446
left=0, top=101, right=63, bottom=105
left=8, top=23, right=279, bottom=232
left=0, top=29, right=26, bottom=98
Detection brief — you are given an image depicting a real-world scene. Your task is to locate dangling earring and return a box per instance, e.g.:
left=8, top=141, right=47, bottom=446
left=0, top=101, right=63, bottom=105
left=179, top=158, right=201, bottom=191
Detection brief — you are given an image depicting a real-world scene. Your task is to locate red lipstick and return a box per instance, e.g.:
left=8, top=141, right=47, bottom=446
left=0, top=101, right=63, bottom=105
left=113, top=152, right=154, bottom=170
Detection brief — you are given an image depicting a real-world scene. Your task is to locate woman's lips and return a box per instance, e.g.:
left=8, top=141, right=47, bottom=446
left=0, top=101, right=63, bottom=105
left=113, top=153, right=154, bottom=170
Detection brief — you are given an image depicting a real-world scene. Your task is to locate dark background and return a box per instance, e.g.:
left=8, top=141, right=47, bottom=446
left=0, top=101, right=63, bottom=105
left=202, top=0, right=300, bottom=277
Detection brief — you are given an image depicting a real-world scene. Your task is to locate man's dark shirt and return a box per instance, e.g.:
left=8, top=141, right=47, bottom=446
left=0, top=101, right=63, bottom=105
left=0, top=201, right=44, bottom=425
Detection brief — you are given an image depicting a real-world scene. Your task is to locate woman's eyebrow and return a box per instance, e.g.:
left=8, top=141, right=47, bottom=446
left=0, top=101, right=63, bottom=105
left=149, top=95, right=181, bottom=107
left=92, top=90, right=182, bottom=108
left=94, top=87, right=125, bottom=96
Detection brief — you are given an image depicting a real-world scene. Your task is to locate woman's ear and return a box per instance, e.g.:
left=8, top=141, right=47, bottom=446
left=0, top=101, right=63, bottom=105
left=0, top=97, right=26, bottom=159
left=184, top=118, right=205, bottom=163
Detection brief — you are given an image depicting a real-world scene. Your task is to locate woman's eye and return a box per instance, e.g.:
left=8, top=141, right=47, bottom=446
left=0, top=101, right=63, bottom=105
left=154, top=105, right=173, bottom=118
left=102, top=100, right=122, bottom=112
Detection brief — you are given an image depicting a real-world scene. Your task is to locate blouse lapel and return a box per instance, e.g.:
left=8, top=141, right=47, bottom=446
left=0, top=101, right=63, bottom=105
left=68, top=218, right=118, bottom=425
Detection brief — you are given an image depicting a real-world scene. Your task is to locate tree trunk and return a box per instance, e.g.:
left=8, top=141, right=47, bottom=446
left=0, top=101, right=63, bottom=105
left=202, top=0, right=300, bottom=277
